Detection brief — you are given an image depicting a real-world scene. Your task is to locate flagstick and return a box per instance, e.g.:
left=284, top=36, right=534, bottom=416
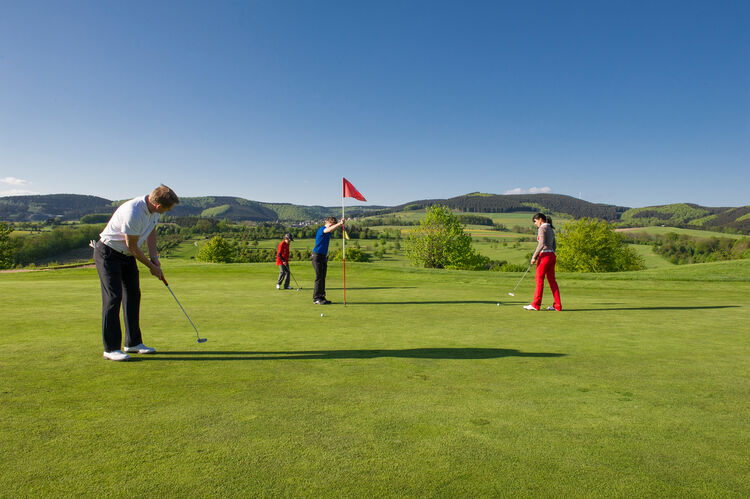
left=341, top=196, right=346, bottom=306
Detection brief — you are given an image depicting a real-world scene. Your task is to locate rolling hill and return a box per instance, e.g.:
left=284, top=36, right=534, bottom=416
left=0, top=194, right=384, bottom=223
left=620, top=203, right=750, bottom=233
left=392, top=192, right=628, bottom=220
left=168, top=197, right=278, bottom=221
left=1, top=193, right=747, bottom=233
left=0, top=194, right=116, bottom=222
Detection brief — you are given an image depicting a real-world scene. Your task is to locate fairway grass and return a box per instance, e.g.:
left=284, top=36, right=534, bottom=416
left=1, top=260, right=749, bottom=496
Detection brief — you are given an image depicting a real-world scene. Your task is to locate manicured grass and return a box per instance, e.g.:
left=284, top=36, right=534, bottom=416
left=628, top=243, right=675, bottom=269
left=1, top=260, right=749, bottom=496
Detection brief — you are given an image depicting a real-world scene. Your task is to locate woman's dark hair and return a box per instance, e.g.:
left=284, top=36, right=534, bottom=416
left=533, top=212, right=554, bottom=228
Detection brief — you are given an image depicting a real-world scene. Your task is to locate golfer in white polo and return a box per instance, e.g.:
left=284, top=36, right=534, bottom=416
left=94, top=185, right=179, bottom=361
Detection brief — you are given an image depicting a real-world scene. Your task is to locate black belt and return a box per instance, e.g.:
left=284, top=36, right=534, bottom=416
left=99, top=240, right=131, bottom=257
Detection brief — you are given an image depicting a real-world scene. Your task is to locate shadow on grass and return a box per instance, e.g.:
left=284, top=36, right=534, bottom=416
left=326, top=286, right=418, bottom=290
left=346, top=300, right=499, bottom=305
left=139, top=348, right=566, bottom=361
left=564, top=305, right=739, bottom=312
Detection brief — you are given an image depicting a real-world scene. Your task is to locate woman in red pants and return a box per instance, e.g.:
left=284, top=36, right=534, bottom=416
left=524, top=213, right=562, bottom=311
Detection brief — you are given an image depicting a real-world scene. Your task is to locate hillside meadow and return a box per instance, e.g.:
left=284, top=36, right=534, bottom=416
left=616, top=226, right=746, bottom=240
left=164, top=209, right=677, bottom=271
left=1, top=257, right=749, bottom=496
left=11, top=209, right=736, bottom=272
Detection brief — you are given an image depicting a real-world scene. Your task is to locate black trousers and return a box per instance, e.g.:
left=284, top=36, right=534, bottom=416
left=311, top=252, right=328, bottom=301
left=94, top=241, right=143, bottom=352
left=277, top=264, right=290, bottom=288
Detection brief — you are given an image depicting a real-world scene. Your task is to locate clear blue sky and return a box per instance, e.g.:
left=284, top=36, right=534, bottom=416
left=1, top=1, right=748, bottom=208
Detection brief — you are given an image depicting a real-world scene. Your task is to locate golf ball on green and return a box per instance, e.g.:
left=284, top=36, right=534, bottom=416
left=321, top=313, right=325, bottom=317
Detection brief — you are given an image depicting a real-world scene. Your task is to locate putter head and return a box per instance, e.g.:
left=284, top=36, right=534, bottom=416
left=197, top=338, right=208, bottom=343
left=508, top=292, right=515, bottom=296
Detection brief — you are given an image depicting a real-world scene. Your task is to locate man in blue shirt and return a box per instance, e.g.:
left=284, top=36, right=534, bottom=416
left=312, top=216, right=345, bottom=304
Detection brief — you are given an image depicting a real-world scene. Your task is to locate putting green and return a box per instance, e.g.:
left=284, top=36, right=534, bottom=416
left=1, top=259, right=749, bottom=496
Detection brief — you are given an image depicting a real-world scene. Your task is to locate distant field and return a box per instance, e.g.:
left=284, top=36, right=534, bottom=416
left=628, top=243, right=675, bottom=269
left=4, top=215, right=737, bottom=272
left=187, top=237, right=673, bottom=271
left=472, top=240, right=537, bottom=265
left=28, top=222, right=676, bottom=271
left=2, top=259, right=749, bottom=496
left=617, top=226, right=745, bottom=239
left=170, top=237, right=413, bottom=266
left=466, top=226, right=531, bottom=239
left=383, top=210, right=568, bottom=227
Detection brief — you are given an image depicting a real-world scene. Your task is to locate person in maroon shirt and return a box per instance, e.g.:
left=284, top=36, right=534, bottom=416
left=276, top=233, right=293, bottom=289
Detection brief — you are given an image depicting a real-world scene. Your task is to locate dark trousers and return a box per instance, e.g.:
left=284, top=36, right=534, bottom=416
left=311, top=252, right=328, bottom=301
left=94, top=241, right=143, bottom=352
left=277, top=264, right=290, bottom=288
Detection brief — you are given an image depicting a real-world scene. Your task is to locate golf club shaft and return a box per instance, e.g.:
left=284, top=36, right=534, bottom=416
left=288, top=266, right=301, bottom=289
left=512, top=264, right=532, bottom=292
left=165, top=283, right=201, bottom=339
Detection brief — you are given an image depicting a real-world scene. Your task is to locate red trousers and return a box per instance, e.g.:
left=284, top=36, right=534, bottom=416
left=532, top=252, right=562, bottom=311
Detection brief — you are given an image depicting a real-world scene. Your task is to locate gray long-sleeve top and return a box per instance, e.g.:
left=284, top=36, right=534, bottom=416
left=532, top=223, right=556, bottom=261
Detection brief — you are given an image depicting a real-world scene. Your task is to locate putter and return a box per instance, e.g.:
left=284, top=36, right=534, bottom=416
left=508, top=264, right=532, bottom=296
left=288, top=267, right=302, bottom=291
left=161, top=277, right=207, bottom=343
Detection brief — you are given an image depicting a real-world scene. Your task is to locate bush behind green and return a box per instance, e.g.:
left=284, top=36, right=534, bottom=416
left=557, top=218, right=645, bottom=272
left=405, top=206, right=489, bottom=270
left=196, top=236, right=234, bottom=263
left=330, top=247, right=371, bottom=262
left=0, top=221, right=13, bottom=269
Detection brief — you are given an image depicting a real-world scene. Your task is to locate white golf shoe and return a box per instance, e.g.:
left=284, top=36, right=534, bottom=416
left=123, top=343, right=156, bottom=354
left=103, top=350, right=130, bottom=361
left=523, top=305, right=539, bottom=311
left=547, top=306, right=558, bottom=311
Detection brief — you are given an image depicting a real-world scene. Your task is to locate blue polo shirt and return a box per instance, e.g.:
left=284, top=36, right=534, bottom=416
left=313, top=226, right=331, bottom=255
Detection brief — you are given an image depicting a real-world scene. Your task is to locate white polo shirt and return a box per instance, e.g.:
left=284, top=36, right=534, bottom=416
left=99, top=195, right=160, bottom=255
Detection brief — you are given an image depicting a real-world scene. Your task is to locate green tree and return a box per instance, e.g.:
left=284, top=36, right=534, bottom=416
left=194, top=218, right=217, bottom=234
left=557, top=218, right=645, bottom=272
left=331, top=247, right=371, bottom=262
left=196, top=236, right=234, bottom=263
left=0, top=222, right=15, bottom=269
left=79, top=213, right=112, bottom=224
left=405, top=205, right=488, bottom=270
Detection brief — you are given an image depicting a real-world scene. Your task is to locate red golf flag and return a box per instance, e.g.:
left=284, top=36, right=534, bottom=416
left=343, top=178, right=366, bottom=201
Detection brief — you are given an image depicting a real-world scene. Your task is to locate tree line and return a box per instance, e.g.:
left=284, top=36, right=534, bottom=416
left=404, top=208, right=645, bottom=273
left=3, top=212, right=747, bottom=270
left=653, top=234, right=750, bottom=264
left=0, top=217, right=406, bottom=268
left=393, top=194, right=628, bottom=221
left=619, top=231, right=750, bottom=265
left=0, top=222, right=102, bottom=268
